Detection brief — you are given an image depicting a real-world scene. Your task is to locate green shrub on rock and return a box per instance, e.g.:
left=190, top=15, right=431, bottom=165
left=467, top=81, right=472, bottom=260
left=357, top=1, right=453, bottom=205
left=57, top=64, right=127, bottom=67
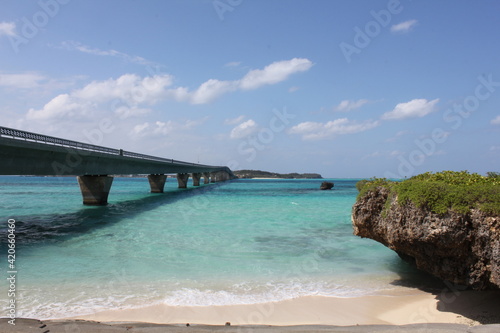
left=355, top=171, right=500, bottom=216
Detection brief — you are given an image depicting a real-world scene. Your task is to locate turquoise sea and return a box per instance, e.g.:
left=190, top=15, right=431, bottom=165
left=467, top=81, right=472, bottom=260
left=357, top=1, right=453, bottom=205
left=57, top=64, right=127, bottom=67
left=1, top=176, right=426, bottom=319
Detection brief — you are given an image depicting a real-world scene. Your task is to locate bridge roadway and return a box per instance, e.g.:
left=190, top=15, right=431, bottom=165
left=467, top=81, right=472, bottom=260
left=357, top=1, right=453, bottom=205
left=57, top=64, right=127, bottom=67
left=0, top=126, right=236, bottom=205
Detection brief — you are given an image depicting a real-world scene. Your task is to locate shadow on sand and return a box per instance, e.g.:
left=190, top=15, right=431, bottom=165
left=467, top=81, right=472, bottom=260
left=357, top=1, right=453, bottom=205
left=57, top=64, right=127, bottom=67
left=387, top=254, right=500, bottom=324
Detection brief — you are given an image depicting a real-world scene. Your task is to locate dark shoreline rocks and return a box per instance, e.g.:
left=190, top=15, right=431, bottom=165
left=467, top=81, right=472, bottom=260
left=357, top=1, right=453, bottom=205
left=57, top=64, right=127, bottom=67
left=320, top=181, right=334, bottom=190
left=352, top=186, right=500, bottom=290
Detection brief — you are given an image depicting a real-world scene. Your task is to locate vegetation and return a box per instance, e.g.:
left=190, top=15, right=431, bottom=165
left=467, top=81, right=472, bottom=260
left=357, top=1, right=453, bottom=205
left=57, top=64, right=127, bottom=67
left=356, top=178, right=394, bottom=198
left=487, top=171, right=500, bottom=179
left=356, top=171, right=500, bottom=216
left=234, top=170, right=323, bottom=179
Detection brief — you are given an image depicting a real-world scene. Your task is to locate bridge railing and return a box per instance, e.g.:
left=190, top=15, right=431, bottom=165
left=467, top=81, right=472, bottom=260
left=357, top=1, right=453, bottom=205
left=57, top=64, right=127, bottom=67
left=0, top=126, right=213, bottom=168
left=1, top=126, right=120, bottom=154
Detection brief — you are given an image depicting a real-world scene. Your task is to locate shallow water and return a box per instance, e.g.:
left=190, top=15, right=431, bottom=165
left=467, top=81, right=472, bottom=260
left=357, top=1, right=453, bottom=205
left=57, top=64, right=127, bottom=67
left=0, top=176, right=421, bottom=319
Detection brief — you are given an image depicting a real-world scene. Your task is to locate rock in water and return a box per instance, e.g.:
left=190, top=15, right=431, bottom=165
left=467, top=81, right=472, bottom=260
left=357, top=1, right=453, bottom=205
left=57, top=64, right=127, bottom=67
left=320, top=181, right=334, bottom=190
left=352, top=186, right=500, bottom=290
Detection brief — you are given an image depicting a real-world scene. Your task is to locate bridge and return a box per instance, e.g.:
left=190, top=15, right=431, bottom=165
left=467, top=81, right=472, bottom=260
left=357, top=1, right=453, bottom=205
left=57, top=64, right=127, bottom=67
left=0, top=126, right=236, bottom=205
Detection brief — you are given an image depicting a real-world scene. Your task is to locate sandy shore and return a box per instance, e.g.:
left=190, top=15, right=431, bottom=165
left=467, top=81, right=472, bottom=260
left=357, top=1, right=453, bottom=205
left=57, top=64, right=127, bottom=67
left=2, top=290, right=499, bottom=332
left=71, top=295, right=451, bottom=326
left=69, top=289, right=499, bottom=326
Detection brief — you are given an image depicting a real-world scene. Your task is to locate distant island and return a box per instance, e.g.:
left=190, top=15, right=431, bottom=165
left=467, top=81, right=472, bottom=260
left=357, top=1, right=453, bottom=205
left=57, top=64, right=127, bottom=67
left=234, top=170, right=323, bottom=179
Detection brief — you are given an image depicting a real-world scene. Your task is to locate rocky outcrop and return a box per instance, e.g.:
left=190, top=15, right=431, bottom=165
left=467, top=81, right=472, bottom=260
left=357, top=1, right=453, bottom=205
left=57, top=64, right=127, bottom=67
left=352, top=186, right=500, bottom=290
left=320, top=181, right=334, bottom=190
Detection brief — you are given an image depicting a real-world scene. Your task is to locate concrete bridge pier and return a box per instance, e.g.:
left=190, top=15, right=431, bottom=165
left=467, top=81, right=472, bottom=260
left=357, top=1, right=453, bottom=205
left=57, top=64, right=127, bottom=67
left=203, top=172, right=210, bottom=184
left=177, top=173, right=190, bottom=188
left=77, top=175, right=114, bottom=205
left=192, top=173, right=201, bottom=186
left=210, top=172, right=217, bottom=183
left=212, top=171, right=229, bottom=182
left=148, top=174, right=167, bottom=193
left=215, top=171, right=222, bottom=182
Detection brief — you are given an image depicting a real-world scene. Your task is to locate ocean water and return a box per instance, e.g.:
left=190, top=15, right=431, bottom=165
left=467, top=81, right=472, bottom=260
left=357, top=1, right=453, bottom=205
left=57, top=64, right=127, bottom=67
left=0, top=176, right=424, bottom=319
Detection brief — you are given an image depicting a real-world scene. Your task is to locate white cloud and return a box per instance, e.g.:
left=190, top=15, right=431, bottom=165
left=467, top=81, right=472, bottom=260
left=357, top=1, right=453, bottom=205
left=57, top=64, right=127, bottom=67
left=74, top=74, right=174, bottom=105
left=27, top=74, right=174, bottom=120
left=0, top=22, right=16, bottom=37
left=58, top=49, right=311, bottom=104
left=114, top=106, right=151, bottom=119
left=165, top=86, right=190, bottom=102
left=225, top=61, right=241, bottom=67
left=27, top=94, right=88, bottom=120
left=289, top=118, right=379, bottom=140
left=224, top=115, right=246, bottom=125
left=132, top=122, right=151, bottom=136
left=385, top=130, right=410, bottom=142
left=334, top=99, right=369, bottom=112
left=152, top=121, right=177, bottom=136
left=362, top=151, right=382, bottom=159
left=61, top=41, right=155, bottom=66
left=288, top=86, right=300, bottom=93
left=238, top=58, right=313, bottom=90
left=26, top=58, right=313, bottom=121
left=187, top=58, right=312, bottom=104
left=230, top=119, right=258, bottom=139
left=491, top=115, right=500, bottom=125
left=188, top=58, right=312, bottom=104
left=390, top=150, right=404, bottom=157
left=132, top=121, right=176, bottom=137
left=132, top=118, right=208, bottom=138
left=391, top=19, right=418, bottom=33
left=362, top=150, right=403, bottom=160
left=0, top=72, right=46, bottom=89
left=190, top=79, right=237, bottom=105
left=381, top=98, right=439, bottom=120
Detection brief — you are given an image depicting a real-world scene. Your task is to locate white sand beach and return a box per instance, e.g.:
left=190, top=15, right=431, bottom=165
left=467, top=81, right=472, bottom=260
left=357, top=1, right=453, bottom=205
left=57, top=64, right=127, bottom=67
left=71, top=290, right=500, bottom=327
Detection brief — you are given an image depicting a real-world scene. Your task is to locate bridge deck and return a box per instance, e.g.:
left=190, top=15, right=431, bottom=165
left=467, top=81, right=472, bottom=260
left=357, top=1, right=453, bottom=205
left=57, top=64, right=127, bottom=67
left=0, top=126, right=232, bottom=176
left=0, top=126, right=235, bottom=205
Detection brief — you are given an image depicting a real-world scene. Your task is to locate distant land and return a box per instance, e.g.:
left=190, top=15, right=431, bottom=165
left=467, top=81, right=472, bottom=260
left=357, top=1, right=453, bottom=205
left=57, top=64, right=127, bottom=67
left=234, top=170, right=323, bottom=179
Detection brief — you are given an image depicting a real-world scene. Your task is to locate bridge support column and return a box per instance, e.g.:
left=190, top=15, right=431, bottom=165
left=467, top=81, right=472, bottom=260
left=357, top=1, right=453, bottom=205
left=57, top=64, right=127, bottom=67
left=177, top=173, right=189, bottom=188
left=210, top=172, right=217, bottom=183
left=77, top=175, right=113, bottom=205
left=203, top=172, right=210, bottom=184
left=192, top=173, right=201, bottom=186
left=148, top=174, right=167, bottom=193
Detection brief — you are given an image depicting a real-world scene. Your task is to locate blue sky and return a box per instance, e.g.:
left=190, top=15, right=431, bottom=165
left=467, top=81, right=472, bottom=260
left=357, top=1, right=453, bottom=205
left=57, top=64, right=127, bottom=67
left=1, top=0, right=499, bottom=178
